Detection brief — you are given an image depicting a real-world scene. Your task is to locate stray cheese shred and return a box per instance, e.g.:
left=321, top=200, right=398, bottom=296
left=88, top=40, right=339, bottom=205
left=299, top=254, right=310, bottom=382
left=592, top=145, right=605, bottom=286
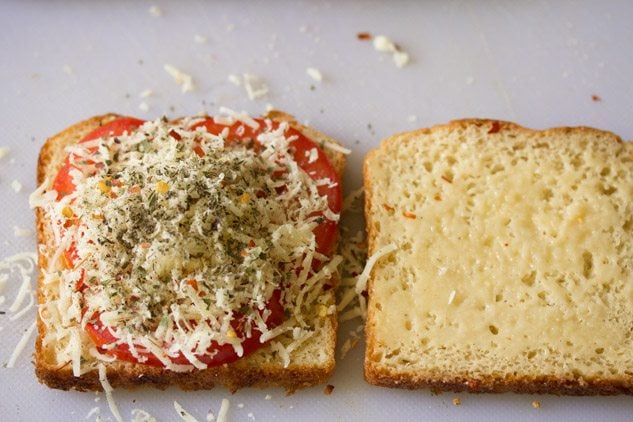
left=98, top=364, right=123, bottom=422
left=174, top=401, right=199, bottom=422
left=217, top=399, right=230, bottom=422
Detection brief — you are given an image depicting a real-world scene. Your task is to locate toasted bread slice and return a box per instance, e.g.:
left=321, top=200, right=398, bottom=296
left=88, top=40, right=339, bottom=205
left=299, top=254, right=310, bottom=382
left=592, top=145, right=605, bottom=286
left=35, top=112, right=345, bottom=393
left=363, top=119, right=633, bottom=395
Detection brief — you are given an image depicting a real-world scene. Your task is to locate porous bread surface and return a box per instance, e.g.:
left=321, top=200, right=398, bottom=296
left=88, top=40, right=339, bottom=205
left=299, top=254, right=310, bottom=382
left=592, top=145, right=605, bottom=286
left=364, top=119, right=633, bottom=395
left=35, top=112, right=345, bottom=393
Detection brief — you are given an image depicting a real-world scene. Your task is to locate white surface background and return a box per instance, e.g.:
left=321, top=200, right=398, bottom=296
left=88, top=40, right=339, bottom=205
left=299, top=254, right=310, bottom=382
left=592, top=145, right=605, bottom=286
left=2, top=1, right=633, bottom=421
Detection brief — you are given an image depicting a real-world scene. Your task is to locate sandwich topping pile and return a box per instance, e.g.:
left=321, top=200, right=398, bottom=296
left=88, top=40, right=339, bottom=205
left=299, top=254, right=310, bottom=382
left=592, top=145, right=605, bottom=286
left=33, top=114, right=342, bottom=374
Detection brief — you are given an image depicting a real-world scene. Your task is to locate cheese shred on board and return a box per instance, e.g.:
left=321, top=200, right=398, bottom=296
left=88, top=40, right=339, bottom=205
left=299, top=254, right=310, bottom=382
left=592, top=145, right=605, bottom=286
left=33, top=116, right=340, bottom=373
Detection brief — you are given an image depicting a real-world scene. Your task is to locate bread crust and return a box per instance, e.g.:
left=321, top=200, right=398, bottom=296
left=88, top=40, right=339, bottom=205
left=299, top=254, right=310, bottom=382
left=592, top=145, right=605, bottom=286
left=363, top=118, right=633, bottom=395
left=34, top=112, right=344, bottom=393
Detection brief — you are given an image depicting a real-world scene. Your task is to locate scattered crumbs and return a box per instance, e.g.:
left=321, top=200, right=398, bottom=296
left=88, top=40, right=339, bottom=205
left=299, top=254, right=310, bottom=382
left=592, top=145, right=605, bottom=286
left=264, top=394, right=272, bottom=400
left=164, top=64, right=195, bottom=93
left=265, top=103, right=274, bottom=113
left=324, top=384, right=335, bottom=395
left=0, top=146, right=10, bottom=160
left=13, top=226, right=32, bottom=238
left=247, top=412, right=255, bottom=421
left=206, top=410, right=216, bottom=421
left=306, top=67, right=323, bottom=82
left=591, top=94, right=601, bottom=102
left=357, top=32, right=372, bottom=40
left=288, top=406, right=293, bottom=410
left=226, top=23, right=235, bottom=31
left=149, top=5, right=162, bottom=17
left=465, top=76, right=475, bottom=85
left=11, top=180, right=23, bottom=193
left=139, top=102, right=149, bottom=112
left=299, top=25, right=308, bottom=33
left=194, top=34, right=207, bottom=44
left=453, top=397, right=461, bottom=406
left=393, top=51, right=410, bottom=68
left=131, top=409, right=157, bottom=422
left=532, top=400, right=541, bottom=409
left=237, top=403, right=244, bottom=409
left=407, top=115, right=418, bottom=123
left=139, top=89, right=153, bottom=98
left=447, top=289, right=456, bottom=305
left=62, top=64, right=73, bottom=75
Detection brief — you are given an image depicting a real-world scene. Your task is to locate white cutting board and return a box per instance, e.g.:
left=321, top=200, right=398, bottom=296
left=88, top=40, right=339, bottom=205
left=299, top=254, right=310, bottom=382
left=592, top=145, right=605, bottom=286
left=1, top=1, right=633, bottom=421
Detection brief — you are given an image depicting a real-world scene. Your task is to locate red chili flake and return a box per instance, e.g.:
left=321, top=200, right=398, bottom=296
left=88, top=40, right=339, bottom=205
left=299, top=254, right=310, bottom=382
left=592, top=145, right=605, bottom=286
left=357, top=32, right=372, bottom=40
left=488, top=121, right=501, bottom=134
left=434, top=193, right=442, bottom=201
left=324, top=384, right=335, bottom=395
left=591, top=94, right=601, bottom=102
left=402, top=211, right=417, bottom=219
left=193, top=145, right=205, bottom=158
left=168, top=129, right=182, bottom=141
left=441, top=175, right=452, bottom=183
left=383, top=203, right=395, bottom=212
left=248, top=239, right=256, bottom=248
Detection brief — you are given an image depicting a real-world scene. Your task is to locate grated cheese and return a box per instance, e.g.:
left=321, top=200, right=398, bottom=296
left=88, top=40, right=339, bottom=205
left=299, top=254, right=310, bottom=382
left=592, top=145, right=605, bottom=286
left=0, top=146, right=9, bottom=160
left=164, top=64, right=195, bottom=93
left=242, top=73, right=269, bottom=100
left=355, top=244, right=398, bottom=295
left=306, top=67, right=323, bottom=82
left=217, top=399, right=230, bottom=422
left=13, top=226, right=32, bottom=238
left=149, top=5, right=162, bottom=17
left=6, top=320, right=36, bottom=367
left=174, top=401, right=199, bottom=422
left=98, top=364, right=123, bottom=422
left=11, top=179, right=23, bottom=192
left=321, top=140, right=351, bottom=155
left=194, top=35, right=207, bottom=44
left=372, top=34, right=410, bottom=68
left=131, top=409, right=157, bottom=422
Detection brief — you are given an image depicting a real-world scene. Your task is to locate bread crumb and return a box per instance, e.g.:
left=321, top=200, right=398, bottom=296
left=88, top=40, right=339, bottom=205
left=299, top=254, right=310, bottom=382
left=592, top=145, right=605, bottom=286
left=11, top=180, right=23, bottom=193
left=139, top=102, right=149, bottom=112
left=591, top=94, right=601, bottom=102
left=228, top=74, right=241, bottom=86
left=357, top=32, right=372, bottom=40
left=407, top=115, right=418, bottom=123
left=532, top=400, right=541, bottom=409
left=324, top=384, right=335, bottom=395
left=206, top=410, right=216, bottom=421
left=62, top=64, right=73, bottom=75
left=194, top=35, right=207, bottom=44
left=247, top=412, right=255, bottom=420
left=139, top=89, right=153, bottom=98
left=372, top=35, right=410, bottom=68
left=452, top=397, right=461, bottom=406
left=149, top=5, right=162, bottom=17
left=264, top=394, right=272, bottom=400
left=237, top=403, right=244, bottom=409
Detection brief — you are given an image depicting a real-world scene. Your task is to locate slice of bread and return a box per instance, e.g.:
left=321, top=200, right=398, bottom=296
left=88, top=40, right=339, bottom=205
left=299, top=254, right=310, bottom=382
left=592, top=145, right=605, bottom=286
left=363, top=119, right=633, bottom=395
left=34, top=112, right=345, bottom=393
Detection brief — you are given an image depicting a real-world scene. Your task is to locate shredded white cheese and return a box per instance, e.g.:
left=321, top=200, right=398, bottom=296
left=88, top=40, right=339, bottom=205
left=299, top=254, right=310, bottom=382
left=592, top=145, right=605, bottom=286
left=11, top=179, right=23, bottom=193
left=98, top=364, right=123, bottom=422
left=306, top=67, right=323, bottom=82
left=6, top=320, right=36, bottom=367
left=13, top=226, right=32, bottom=238
left=174, top=401, right=199, bottom=422
left=131, top=409, right=157, bottom=422
left=0, top=146, right=10, bottom=160
left=321, top=140, right=351, bottom=155
left=355, top=244, right=398, bottom=295
left=217, top=399, right=230, bottom=422
left=372, top=34, right=410, bottom=68
left=242, top=73, right=269, bottom=100
left=164, top=64, right=195, bottom=93
left=149, top=5, right=162, bottom=17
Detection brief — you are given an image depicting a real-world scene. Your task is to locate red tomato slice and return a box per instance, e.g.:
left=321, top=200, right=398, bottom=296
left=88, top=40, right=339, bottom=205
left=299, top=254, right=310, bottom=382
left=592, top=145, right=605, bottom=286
left=85, top=289, right=284, bottom=367
left=55, top=115, right=339, bottom=369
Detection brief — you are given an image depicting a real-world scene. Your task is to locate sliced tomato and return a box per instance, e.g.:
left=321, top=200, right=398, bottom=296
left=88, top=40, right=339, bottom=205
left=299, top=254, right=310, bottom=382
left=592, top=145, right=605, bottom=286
left=85, top=290, right=284, bottom=367
left=193, top=117, right=342, bottom=256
